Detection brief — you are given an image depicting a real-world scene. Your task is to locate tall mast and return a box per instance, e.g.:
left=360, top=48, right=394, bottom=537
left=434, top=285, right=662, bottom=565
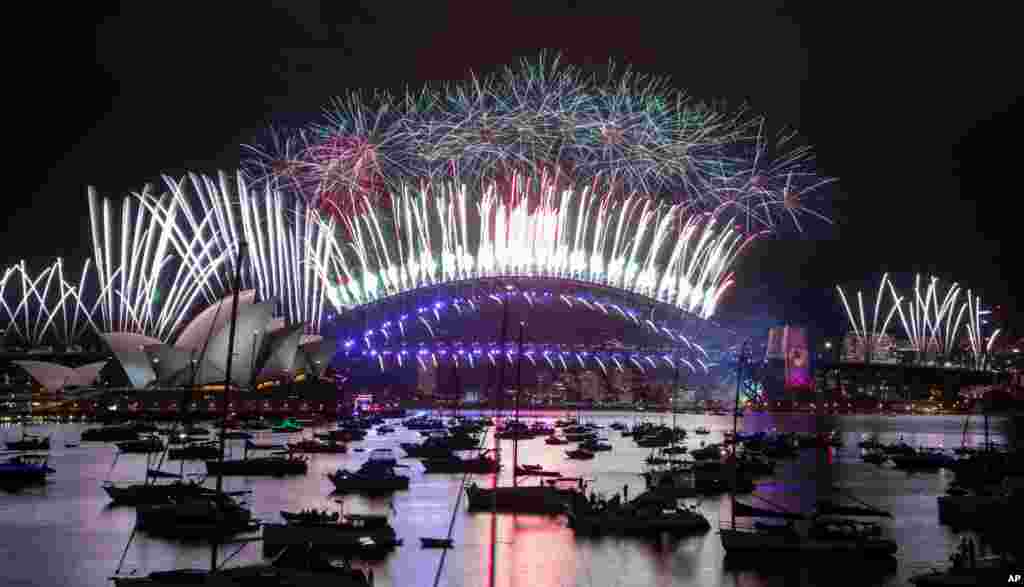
left=513, top=321, right=525, bottom=488
left=211, top=240, right=246, bottom=572
left=731, top=340, right=747, bottom=531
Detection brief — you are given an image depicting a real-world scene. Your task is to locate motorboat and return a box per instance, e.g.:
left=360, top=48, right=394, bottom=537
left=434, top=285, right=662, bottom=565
left=288, top=439, right=348, bottom=454
left=104, top=478, right=249, bottom=507
left=327, top=463, right=410, bottom=494
left=642, top=464, right=697, bottom=497
left=579, top=438, right=612, bottom=452
left=694, top=427, right=711, bottom=435
left=422, top=452, right=500, bottom=474
left=720, top=498, right=897, bottom=557
left=908, top=554, right=1017, bottom=585
left=205, top=455, right=308, bottom=476
left=136, top=495, right=256, bottom=539
left=262, top=513, right=401, bottom=559
left=862, top=450, right=888, bottom=465
left=167, top=442, right=221, bottom=461
left=81, top=426, right=139, bottom=442
left=515, top=464, right=561, bottom=477
left=0, top=454, right=54, bottom=484
left=891, top=449, right=955, bottom=470
left=116, top=436, right=165, bottom=454
left=420, top=537, right=454, bottom=549
left=544, top=435, right=569, bottom=445
left=568, top=492, right=710, bottom=536
left=566, top=448, right=595, bottom=460
left=5, top=433, right=50, bottom=451
left=465, top=478, right=588, bottom=514
left=110, top=548, right=373, bottom=586
left=314, top=429, right=366, bottom=442
left=690, top=444, right=724, bottom=460
left=367, top=448, right=398, bottom=467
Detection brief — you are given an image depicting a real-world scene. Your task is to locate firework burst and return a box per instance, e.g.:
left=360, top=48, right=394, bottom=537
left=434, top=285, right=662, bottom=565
left=243, top=55, right=834, bottom=231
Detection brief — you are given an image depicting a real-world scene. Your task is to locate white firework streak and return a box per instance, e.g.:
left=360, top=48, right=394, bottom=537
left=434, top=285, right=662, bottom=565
left=0, top=260, right=98, bottom=346
left=320, top=173, right=757, bottom=320
left=964, top=292, right=1000, bottom=368
left=836, top=273, right=901, bottom=359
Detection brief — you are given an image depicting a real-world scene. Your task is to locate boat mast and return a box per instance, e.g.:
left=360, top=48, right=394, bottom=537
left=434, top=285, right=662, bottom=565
left=211, top=240, right=246, bottom=572
left=672, top=356, right=680, bottom=447
left=731, top=340, right=748, bottom=530
left=513, top=322, right=525, bottom=488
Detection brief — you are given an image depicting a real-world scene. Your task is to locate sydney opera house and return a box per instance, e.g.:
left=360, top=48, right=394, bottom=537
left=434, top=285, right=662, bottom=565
left=6, top=291, right=338, bottom=416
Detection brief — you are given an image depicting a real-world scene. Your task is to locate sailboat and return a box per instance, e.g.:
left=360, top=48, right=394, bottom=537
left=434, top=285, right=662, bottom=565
left=465, top=320, right=583, bottom=514
left=719, top=343, right=898, bottom=558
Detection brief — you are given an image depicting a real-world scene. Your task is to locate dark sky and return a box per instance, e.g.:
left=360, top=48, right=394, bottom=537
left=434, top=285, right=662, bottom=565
left=7, top=3, right=1022, bottom=340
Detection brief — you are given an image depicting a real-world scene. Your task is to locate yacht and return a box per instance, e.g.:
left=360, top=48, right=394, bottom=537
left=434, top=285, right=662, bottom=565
left=568, top=492, right=709, bottom=536
left=262, top=512, right=401, bottom=559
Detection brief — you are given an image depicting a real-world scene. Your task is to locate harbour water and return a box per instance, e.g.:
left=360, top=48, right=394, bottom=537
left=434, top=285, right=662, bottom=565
left=0, top=411, right=1017, bottom=587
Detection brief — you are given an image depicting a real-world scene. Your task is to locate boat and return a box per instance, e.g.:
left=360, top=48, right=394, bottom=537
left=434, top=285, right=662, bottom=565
left=862, top=450, right=888, bottom=465
left=565, top=447, right=595, bottom=460
left=0, top=454, right=54, bottom=484
left=136, top=494, right=257, bottom=538
left=690, top=444, right=724, bottom=460
left=367, top=448, right=398, bottom=466
left=465, top=478, right=588, bottom=514
left=270, top=418, right=304, bottom=433
left=5, top=433, right=50, bottom=451
left=219, top=431, right=253, bottom=440
left=544, top=435, right=569, bottom=445
left=327, top=463, right=410, bottom=494
left=422, top=451, right=500, bottom=474
left=420, top=537, right=453, bottom=549
left=568, top=491, right=710, bottom=536
left=515, top=464, right=561, bottom=477
left=400, top=435, right=476, bottom=458
left=263, top=512, right=401, bottom=558
left=661, top=445, right=687, bottom=455
left=858, top=435, right=884, bottom=449
left=116, top=436, right=165, bottom=454
left=642, top=463, right=697, bottom=497
left=112, top=544, right=373, bottom=586
left=205, top=455, right=308, bottom=476
left=579, top=438, right=612, bottom=452
left=694, top=427, right=711, bottom=435
left=81, top=426, right=140, bottom=442
left=314, top=429, right=366, bottom=442
left=376, top=425, right=395, bottom=434
left=891, top=449, right=955, bottom=470
left=288, top=439, right=348, bottom=454
left=167, top=442, right=221, bottom=461
left=908, top=553, right=1017, bottom=586
left=104, top=478, right=249, bottom=507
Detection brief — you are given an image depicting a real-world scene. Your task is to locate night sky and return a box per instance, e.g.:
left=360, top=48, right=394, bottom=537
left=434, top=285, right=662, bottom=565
left=6, top=3, right=1021, bottom=341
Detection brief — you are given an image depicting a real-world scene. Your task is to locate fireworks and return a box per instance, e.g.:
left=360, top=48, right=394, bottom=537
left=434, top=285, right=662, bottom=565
left=835, top=273, right=901, bottom=362
left=87, top=172, right=339, bottom=341
left=244, top=55, right=834, bottom=231
left=0, top=259, right=96, bottom=346
left=837, top=273, right=1000, bottom=366
left=322, top=172, right=761, bottom=319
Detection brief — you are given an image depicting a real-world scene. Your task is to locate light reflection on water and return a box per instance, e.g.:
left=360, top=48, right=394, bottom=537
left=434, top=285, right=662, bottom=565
left=0, top=412, right=1015, bottom=587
